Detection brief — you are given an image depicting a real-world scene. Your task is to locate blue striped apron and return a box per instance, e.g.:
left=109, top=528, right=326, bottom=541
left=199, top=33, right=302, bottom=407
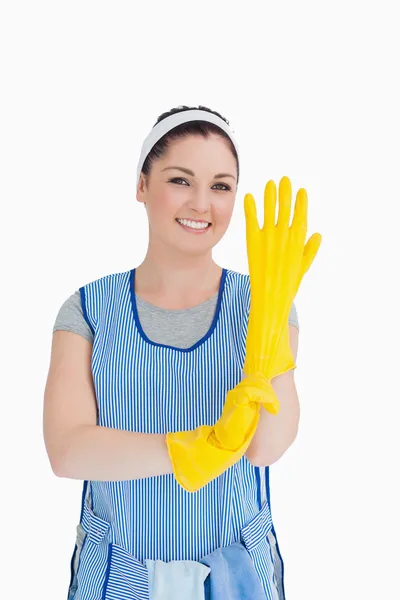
left=67, top=267, right=286, bottom=600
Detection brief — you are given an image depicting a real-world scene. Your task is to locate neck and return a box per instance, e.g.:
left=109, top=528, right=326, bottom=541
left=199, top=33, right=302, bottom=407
left=135, top=255, right=222, bottom=298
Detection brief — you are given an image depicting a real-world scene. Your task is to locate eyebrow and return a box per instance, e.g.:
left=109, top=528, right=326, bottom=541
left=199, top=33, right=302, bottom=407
left=161, top=166, right=236, bottom=180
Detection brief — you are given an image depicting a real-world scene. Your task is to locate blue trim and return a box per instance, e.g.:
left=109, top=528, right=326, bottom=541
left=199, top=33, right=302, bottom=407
left=265, top=467, right=287, bottom=600
left=68, top=480, right=89, bottom=599
left=265, top=466, right=271, bottom=509
left=255, top=467, right=262, bottom=511
left=271, top=520, right=287, bottom=600
left=79, top=480, right=89, bottom=523
left=79, top=286, right=95, bottom=338
left=101, top=544, right=113, bottom=600
left=129, top=267, right=228, bottom=352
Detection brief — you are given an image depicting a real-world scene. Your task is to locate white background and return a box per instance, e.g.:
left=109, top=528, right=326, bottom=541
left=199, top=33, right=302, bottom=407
left=1, top=1, right=399, bottom=598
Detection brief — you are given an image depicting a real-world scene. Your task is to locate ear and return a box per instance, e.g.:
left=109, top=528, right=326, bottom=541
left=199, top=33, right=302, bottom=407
left=136, top=174, right=147, bottom=204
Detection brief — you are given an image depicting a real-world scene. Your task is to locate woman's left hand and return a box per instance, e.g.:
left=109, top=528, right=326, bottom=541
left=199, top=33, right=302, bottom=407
left=243, top=176, right=322, bottom=388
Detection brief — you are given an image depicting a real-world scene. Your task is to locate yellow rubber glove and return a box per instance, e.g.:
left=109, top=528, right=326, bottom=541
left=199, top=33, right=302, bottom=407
left=167, top=176, right=322, bottom=493
left=166, top=372, right=278, bottom=493
left=243, top=176, right=322, bottom=413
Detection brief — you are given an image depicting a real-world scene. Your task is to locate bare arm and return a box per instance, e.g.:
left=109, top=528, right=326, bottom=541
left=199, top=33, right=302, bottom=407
left=245, top=324, right=300, bottom=466
left=43, top=331, right=173, bottom=481
left=60, top=425, right=172, bottom=481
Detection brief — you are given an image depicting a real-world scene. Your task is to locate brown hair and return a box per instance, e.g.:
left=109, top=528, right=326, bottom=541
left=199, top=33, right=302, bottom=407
left=140, top=104, right=239, bottom=186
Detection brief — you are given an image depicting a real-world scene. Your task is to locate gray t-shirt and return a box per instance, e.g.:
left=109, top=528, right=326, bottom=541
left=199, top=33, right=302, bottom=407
left=53, top=287, right=299, bottom=349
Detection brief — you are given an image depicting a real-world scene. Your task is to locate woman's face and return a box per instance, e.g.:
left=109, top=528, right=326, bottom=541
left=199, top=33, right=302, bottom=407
left=137, top=134, right=238, bottom=256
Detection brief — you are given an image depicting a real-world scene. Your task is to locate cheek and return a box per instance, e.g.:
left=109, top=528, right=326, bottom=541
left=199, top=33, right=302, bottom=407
left=163, top=191, right=183, bottom=215
left=149, top=193, right=177, bottom=222
left=213, top=202, right=234, bottom=226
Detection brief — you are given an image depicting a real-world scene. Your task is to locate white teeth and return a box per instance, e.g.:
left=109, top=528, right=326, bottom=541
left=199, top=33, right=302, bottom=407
left=177, top=218, right=210, bottom=230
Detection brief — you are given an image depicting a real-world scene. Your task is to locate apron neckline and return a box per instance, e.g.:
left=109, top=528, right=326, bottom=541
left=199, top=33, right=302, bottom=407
left=129, top=267, right=228, bottom=352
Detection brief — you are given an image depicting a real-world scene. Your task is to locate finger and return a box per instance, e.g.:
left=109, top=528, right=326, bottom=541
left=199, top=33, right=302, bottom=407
left=236, top=375, right=264, bottom=396
left=301, top=233, right=322, bottom=275
left=276, top=176, right=292, bottom=229
left=262, top=398, right=280, bottom=415
left=244, top=193, right=260, bottom=234
left=238, top=374, right=276, bottom=400
left=263, top=179, right=277, bottom=230
left=291, top=186, right=308, bottom=233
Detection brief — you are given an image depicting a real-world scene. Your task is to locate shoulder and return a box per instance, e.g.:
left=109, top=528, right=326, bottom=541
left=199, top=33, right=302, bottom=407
left=53, top=290, right=94, bottom=344
left=78, top=268, right=131, bottom=295
left=224, top=268, right=250, bottom=294
left=78, top=268, right=132, bottom=332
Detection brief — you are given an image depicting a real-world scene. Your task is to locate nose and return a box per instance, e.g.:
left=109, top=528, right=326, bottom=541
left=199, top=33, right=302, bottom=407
left=186, top=188, right=212, bottom=214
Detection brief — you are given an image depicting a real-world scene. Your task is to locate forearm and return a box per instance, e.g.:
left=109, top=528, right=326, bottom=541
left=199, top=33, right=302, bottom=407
left=245, top=370, right=300, bottom=466
left=57, top=424, right=173, bottom=481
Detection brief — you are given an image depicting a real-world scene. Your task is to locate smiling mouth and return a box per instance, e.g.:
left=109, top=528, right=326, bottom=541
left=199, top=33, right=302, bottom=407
left=175, top=219, right=212, bottom=228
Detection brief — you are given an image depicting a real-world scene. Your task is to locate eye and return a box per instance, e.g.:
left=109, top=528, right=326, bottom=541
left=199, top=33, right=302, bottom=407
left=214, top=183, right=231, bottom=191
left=169, top=178, right=231, bottom=191
left=169, top=177, right=189, bottom=186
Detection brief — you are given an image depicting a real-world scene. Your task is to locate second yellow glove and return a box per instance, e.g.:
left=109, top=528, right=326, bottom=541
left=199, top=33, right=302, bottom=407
left=166, top=372, right=278, bottom=493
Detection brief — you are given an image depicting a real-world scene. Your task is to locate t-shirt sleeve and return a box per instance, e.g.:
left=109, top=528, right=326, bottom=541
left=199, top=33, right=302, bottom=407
left=289, top=301, right=299, bottom=331
left=53, top=290, right=94, bottom=344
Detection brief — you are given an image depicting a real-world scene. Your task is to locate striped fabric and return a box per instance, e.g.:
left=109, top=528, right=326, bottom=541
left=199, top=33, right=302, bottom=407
left=67, top=267, right=286, bottom=600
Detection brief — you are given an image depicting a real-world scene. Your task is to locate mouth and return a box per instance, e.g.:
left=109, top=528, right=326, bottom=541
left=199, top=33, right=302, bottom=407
left=175, top=218, right=212, bottom=233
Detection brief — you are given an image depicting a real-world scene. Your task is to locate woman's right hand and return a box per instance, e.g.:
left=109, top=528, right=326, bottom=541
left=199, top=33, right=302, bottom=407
left=166, top=372, right=280, bottom=493
left=212, top=372, right=279, bottom=451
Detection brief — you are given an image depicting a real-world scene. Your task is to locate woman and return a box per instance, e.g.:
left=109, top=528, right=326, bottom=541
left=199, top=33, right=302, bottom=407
left=44, top=104, right=320, bottom=599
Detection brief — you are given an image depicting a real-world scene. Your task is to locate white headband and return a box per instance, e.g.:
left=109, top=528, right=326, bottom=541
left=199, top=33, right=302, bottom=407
left=136, top=109, right=240, bottom=186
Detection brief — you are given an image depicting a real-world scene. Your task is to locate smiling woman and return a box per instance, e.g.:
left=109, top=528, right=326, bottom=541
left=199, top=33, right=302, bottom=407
left=135, top=105, right=240, bottom=270
left=46, top=103, right=301, bottom=600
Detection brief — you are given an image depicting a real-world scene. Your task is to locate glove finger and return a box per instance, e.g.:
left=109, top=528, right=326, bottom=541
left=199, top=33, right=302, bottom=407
left=237, top=372, right=269, bottom=394
left=239, top=374, right=281, bottom=414
left=229, top=380, right=280, bottom=417
left=238, top=376, right=276, bottom=402
left=291, top=186, right=308, bottom=233
left=262, top=398, right=280, bottom=415
left=244, top=193, right=260, bottom=234
left=301, top=232, right=322, bottom=275
left=263, top=179, right=277, bottom=229
left=276, top=176, right=292, bottom=229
